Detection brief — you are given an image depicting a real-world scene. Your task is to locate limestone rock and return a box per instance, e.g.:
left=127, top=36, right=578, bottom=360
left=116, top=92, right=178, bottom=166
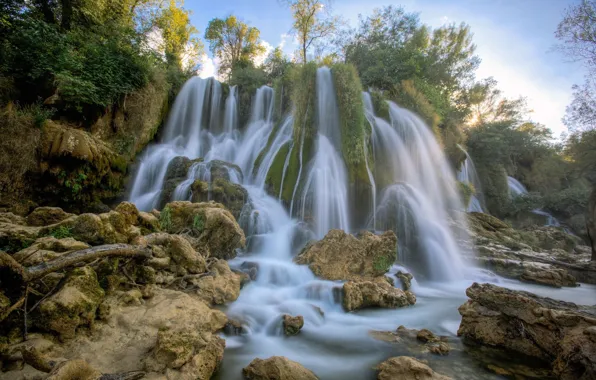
left=295, top=229, right=397, bottom=281
left=161, top=201, right=245, bottom=260
left=192, top=259, right=241, bottom=305
left=144, top=233, right=206, bottom=275
left=371, top=326, right=451, bottom=356
left=37, top=266, right=105, bottom=340
left=396, top=271, right=413, bottom=291
left=27, top=207, right=74, bottom=227
left=157, top=157, right=203, bottom=208
left=342, top=280, right=415, bottom=311
left=520, top=265, right=577, bottom=288
left=13, top=237, right=89, bottom=266
left=114, top=202, right=139, bottom=226
left=282, top=315, right=304, bottom=336
left=242, top=356, right=318, bottom=380
left=458, top=282, right=596, bottom=380
left=209, top=160, right=243, bottom=182
left=190, top=178, right=248, bottom=219
left=376, top=356, right=452, bottom=380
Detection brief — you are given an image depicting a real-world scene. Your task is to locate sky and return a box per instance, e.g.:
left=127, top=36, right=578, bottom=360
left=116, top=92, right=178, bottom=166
left=187, top=0, right=587, bottom=137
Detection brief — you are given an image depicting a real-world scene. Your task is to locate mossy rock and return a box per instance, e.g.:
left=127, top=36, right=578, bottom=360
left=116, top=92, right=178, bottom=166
left=190, top=178, right=248, bottom=220
left=36, top=266, right=105, bottom=340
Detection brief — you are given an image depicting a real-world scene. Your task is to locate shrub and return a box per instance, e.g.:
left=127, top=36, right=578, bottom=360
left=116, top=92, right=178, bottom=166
left=160, top=206, right=172, bottom=230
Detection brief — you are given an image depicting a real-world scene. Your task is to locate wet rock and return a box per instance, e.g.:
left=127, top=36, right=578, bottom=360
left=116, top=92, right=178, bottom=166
left=144, top=233, right=206, bottom=275
left=376, top=356, right=452, bottom=380
left=242, top=356, right=318, bottom=380
left=372, top=326, right=451, bottom=356
left=397, top=271, right=413, bottom=291
left=416, top=329, right=437, bottom=343
left=161, top=201, right=245, bottom=260
left=190, top=178, right=248, bottom=219
left=192, top=259, right=241, bottom=305
left=224, top=319, right=245, bottom=335
left=157, top=156, right=202, bottom=208
left=282, top=315, right=304, bottom=336
left=240, top=261, right=259, bottom=281
left=26, top=207, right=74, bottom=227
left=37, top=266, right=105, bottom=340
left=520, top=265, right=577, bottom=288
left=342, top=279, right=415, bottom=311
left=209, top=160, right=243, bottom=182
left=295, top=229, right=397, bottom=281
left=114, top=202, right=140, bottom=226
left=138, top=211, right=160, bottom=233
left=458, top=282, right=596, bottom=380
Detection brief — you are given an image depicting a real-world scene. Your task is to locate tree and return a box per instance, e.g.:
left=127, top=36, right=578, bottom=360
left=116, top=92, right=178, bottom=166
left=262, top=47, right=291, bottom=81
left=466, top=77, right=528, bottom=125
left=204, top=15, right=265, bottom=78
left=556, top=0, right=596, bottom=131
left=284, top=0, right=339, bottom=63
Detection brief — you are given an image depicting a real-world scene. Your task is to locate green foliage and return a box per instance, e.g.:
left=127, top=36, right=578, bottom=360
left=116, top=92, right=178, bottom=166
left=229, top=62, right=268, bottom=127
left=48, top=225, right=73, bottom=239
left=160, top=206, right=172, bottom=230
left=458, top=181, right=475, bottom=208
left=58, top=169, right=89, bottom=198
left=265, top=142, right=291, bottom=197
left=205, top=15, right=265, bottom=78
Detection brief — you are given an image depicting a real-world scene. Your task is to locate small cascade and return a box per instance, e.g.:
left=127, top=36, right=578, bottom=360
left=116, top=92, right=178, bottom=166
left=457, top=148, right=486, bottom=213
left=362, top=93, right=378, bottom=228
left=129, top=77, right=222, bottom=210
left=172, top=161, right=211, bottom=201
left=507, top=176, right=561, bottom=227
left=253, top=116, right=293, bottom=186
left=369, top=100, right=468, bottom=281
left=299, top=67, right=350, bottom=238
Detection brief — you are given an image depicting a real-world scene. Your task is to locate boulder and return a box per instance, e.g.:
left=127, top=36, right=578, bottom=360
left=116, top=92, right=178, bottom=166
left=190, top=178, right=248, bottom=219
left=13, top=237, right=89, bottom=266
left=520, top=265, right=578, bottom=288
left=36, top=266, right=105, bottom=340
left=242, top=356, right=318, bottom=380
left=144, top=233, right=207, bottom=275
left=191, top=259, right=241, bottom=305
left=396, top=271, right=413, bottom=291
left=458, top=283, right=596, bottom=380
left=209, top=160, right=243, bottom=182
left=161, top=201, right=245, bottom=259
left=157, top=156, right=203, bottom=208
left=295, top=229, right=397, bottom=281
left=371, top=326, right=451, bottom=356
left=282, top=315, right=304, bottom=336
left=27, top=207, right=74, bottom=227
left=342, top=279, right=415, bottom=311
left=376, top=356, right=452, bottom=380
left=114, top=202, right=139, bottom=226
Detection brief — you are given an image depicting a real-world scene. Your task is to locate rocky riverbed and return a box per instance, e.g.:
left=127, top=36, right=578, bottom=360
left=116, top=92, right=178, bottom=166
left=0, top=201, right=595, bottom=380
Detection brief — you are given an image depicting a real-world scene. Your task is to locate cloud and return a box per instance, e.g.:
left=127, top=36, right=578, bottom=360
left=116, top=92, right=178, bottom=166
left=279, top=33, right=289, bottom=49
left=198, top=54, right=219, bottom=79
left=254, top=40, right=274, bottom=67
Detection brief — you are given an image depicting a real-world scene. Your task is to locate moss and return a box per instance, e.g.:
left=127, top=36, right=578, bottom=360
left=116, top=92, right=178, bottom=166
left=193, top=213, right=205, bottom=233
left=47, top=225, right=73, bottom=239
left=373, top=253, right=395, bottom=273
left=265, top=141, right=291, bottom=196
left=370, top=90, right=390, bottom=120
left=458, top=181, right=475, bottom=208
left=160, top=206, right=173, bottom=231
left=332, top=64, right=371, bottom=184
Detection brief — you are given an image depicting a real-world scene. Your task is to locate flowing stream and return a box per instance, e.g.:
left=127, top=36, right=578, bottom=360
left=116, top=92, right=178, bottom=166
left=128, top=73, right=594, bottom=379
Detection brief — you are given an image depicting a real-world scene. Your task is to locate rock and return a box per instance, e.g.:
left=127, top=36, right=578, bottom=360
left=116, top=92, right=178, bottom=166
left=376, top=356, right=452, bottom=380
left=588, top=186, right=596, bottom=261
left=242, top=356, right=318, bottom=380
left=282, top=315, right=304, bottom=336
left=209, top=160, right=243, bottom=182
left=342, top=279, right=415, bottom=311
left=520, top=265, right=577, bottom=288
left=416, top=329, right=437, bottom=343
left=45, top=359, right=101, bottom=380
left=224, top=319, right=245, bottom=336
left=190, top=178, right=248, bottom=219
left=458, top=282, right=596, bottom=380
left=240, top=261, right=259, bottom=281
left=192, top=259, right=241, bottom=305
left=13, top=237, right=89, bottom=266
left=161, top=201, right=245, bottom=260
left=144, top=233, right=206, bottom=275
left=37, top=266, right=105, bottom=340
left=397, top=271, right=413, bottom=291
left=372, top=326, right=451, bottom=356
left=26, top=207, right=73, bottom=227
left=156, top=156, right=202, bottom=209
left=138, top=211, right=160, bottom=233
left=114, top=202, right=139, bottom=226
left=295, top=229, right=397, bottom=281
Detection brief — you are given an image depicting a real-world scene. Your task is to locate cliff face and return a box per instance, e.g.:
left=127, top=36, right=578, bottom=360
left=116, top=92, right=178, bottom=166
left=0, top=71, right=170, bottom=214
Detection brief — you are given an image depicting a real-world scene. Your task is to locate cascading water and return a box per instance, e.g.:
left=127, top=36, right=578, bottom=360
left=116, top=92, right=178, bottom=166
left=457, top=149, right=486, bottom=213
left=125, top=74, right=596, bottom=380
left=299, top=68, right=350, bottom=238
left=507, top=176, right=561, bottom=227
left=367, top=100, right=468, bottom=281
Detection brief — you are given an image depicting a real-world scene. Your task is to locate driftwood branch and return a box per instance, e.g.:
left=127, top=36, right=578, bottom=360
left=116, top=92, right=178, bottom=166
left=25, top=244, right=152, bottom=282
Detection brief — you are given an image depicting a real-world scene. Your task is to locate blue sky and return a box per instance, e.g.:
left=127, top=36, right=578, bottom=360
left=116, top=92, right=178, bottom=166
left=187, top=0, right=586, bottom=136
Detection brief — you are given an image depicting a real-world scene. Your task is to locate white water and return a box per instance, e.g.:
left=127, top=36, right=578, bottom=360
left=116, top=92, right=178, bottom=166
left=457, top=149, right=486, bottom=213
left=127, top=74, right=594, bottom=380
left=507, top=176, right=561, bottom=227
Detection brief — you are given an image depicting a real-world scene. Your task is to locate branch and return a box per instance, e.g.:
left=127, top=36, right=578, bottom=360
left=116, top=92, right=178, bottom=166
left=25, top=244, right=152, bottom=282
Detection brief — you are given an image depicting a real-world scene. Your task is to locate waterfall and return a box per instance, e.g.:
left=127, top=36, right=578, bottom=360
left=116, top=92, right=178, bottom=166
left=369, top=100, right=468, bottom=281
left=362, top=92, right=378, bottom=228
left=507, top=176, right=561, bottom=227
left=253, top=116, right=293, bottom=186
left=223, top=86, right=238, bottom=134
left=299, top=67, right=350, bottom=238
left=457, top=148, right=486, bottom=213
